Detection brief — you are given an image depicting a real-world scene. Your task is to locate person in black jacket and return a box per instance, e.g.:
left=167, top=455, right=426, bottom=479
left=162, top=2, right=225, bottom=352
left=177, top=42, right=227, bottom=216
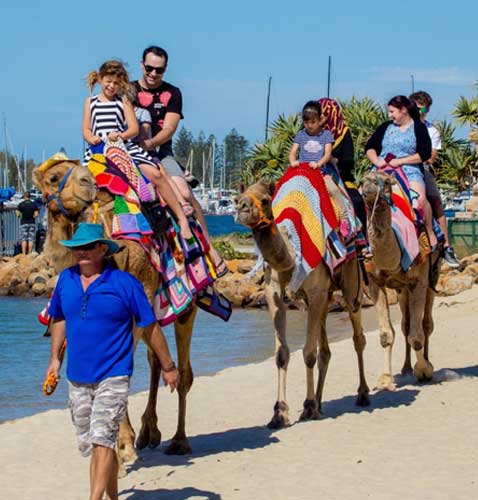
left=365, top=95, right=436, bottom=247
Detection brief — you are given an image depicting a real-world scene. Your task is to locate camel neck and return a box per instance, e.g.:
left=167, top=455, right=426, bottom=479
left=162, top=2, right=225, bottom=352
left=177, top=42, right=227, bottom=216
left=253, top=224, right=295, bottom=272
left=368, top=206, right=401, bottom=271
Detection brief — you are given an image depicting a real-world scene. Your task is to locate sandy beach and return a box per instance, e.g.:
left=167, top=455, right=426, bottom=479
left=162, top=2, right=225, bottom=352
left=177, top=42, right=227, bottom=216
left=2, top=287, right=478, bottom=500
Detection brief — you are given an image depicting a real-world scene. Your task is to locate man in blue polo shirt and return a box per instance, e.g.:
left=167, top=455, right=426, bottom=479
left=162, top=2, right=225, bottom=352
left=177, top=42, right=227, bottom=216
left=45, top=223, right=179, bottom=500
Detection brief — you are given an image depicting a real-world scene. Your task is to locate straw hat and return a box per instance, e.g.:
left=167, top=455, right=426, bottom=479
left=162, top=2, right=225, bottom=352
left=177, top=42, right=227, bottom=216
left=37, top=151, right=80, bottom=173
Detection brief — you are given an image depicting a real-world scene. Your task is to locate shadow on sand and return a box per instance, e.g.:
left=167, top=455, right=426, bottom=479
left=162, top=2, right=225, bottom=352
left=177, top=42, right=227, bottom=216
left=394, top=363, right=478, bottom=388
left=129, top=424, right=279, bottom=470
left=121, top=486, right=222, bottom=500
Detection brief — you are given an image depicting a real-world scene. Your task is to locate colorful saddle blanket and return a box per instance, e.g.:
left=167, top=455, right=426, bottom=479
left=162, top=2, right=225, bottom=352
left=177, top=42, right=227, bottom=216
left=271, top=164, right=360, bottom=292
left=376, top=164, right=443, bottom=271
left=87, top=141, right=231, bottom=326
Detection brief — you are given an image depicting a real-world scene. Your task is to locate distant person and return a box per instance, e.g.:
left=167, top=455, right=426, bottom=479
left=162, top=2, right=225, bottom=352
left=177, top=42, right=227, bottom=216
left=409, top=91, right=460, bottom=268
left=45, top=223, right=179, bottom=500
left=132, top=46, right=208, bottom=226
left=289, top=100, right=350, bottom=236
left=16, top=191, right=38, bottom=254
left=82, top=59, right=192, bottom=239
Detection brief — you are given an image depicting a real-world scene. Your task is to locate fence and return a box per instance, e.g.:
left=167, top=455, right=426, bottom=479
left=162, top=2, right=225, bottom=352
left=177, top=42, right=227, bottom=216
left=447, top=218, right=478, bottom=258
left=0, top=206, right=20, bottom=256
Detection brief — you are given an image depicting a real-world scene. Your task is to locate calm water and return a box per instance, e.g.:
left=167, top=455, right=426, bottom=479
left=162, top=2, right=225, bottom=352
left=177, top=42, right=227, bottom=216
left=204, top=214, right=249, bottom=237
left=0, top=296, right=370, bottom=423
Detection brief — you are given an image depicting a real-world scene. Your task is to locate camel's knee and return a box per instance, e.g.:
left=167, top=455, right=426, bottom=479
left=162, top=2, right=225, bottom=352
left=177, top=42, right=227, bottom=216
left=276, top=345, right=290, bottom=368
left=303, top=349, right=316, bottom=369
left=380, top=329, right=394, bottom=348
left=177, top=364, right=194, bottom=393
left=353, top=331, right=366, bottom=353
left=408, top=331, right=425, bottom=351
left=318, top=347, right=331, bottom=366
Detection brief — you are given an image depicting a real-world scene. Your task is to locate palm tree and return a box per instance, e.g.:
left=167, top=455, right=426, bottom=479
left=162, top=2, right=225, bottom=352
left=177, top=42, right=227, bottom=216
left=452, top=96, right=478, bottom=149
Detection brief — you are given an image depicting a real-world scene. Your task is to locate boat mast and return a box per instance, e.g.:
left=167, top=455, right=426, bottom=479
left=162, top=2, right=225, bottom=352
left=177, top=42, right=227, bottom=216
left=265, top=76, right=272, bottom=142
left=327, top=56, right=331, bottom=98
left=2, top=114, right=8, bottom=189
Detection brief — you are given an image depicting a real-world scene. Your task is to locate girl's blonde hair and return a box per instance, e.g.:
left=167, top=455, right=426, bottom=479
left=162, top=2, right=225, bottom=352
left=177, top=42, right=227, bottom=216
left=86, top=60, right=130, bottom=94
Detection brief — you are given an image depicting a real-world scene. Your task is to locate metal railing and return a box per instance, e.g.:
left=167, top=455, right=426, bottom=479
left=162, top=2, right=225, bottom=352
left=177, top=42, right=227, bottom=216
left=0, top=205, right=20, bottom=256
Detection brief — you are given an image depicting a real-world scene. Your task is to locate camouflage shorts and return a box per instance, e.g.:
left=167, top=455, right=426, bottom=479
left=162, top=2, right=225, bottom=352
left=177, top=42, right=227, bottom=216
left=68, top=376, right=130, bottom=457
left=20, top=223, right=36, bottom=242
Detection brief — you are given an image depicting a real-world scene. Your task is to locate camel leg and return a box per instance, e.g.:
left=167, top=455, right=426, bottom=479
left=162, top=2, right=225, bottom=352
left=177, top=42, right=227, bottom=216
left=423, top=288, right=435, bottom=365
left=408, top=285, right=434, bottom=381
left=372, top=284, right=397, bottom=391
left=299, top=281, right=328, bottom=421
left=165, top=306, right=197, bottom=455
left=136, top=344, right=162, bottom=450
left=314, top=297, right=331, bottom=413
left=264, top=269, right=290, bottom=429
left=341, top=260, right=370, bottom=406
left=399, top=289, right=413, bottom=375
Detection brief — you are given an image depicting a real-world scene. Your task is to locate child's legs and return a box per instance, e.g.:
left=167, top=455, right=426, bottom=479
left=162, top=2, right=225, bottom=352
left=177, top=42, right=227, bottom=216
left=324, top=174, right=347, bottom=217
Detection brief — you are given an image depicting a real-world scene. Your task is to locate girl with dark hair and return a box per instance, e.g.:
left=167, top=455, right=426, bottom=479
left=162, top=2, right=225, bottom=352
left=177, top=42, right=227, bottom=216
left=289, top=101, right=350, bottom=236
left=365, top=95, right=435, bottom=246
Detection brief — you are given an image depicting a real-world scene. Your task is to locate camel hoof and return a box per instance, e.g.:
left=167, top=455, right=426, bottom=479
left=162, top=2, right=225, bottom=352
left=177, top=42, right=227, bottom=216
left=414, top=361, right=434, bottom=382
left=136, top=422, right=162, bottom=450
left=267, top=401, right=290, bottom=429
left=373, top=374, right=397, bottom=392
left=118, top=443, right=138, bottom=464
left=401, top=364, right=413, bottom=376
left=355, top=392, right=371, bottom=407
left=299, top=399, right=321, bottom=421
left=165, top=437, right=192, bottom=455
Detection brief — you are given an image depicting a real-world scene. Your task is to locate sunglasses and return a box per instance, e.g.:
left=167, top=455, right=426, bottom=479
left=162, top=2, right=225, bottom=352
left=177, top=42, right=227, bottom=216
left=418, top=106, right=429, bottom=114
left=73, top=242, right=99, bottom=251
left=144, top=64, right=166, bottom=75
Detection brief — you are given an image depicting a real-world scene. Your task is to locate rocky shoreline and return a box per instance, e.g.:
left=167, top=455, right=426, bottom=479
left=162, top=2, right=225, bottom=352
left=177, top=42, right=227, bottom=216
left=1, top=251, right=478, bottom=307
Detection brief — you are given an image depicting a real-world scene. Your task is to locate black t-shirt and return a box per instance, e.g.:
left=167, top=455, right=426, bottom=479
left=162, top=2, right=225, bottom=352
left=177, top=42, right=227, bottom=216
left=17, top=200, right=37, bottom=224
left=133, top=80, right=183, bottom=156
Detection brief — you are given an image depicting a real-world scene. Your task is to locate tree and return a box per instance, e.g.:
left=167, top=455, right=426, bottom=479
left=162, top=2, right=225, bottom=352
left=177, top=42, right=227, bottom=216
left=222, top=129, right=250, bottom=188
left=173, top=127, right=194, bottom=167
left=452, top=96, right=478, bottom=150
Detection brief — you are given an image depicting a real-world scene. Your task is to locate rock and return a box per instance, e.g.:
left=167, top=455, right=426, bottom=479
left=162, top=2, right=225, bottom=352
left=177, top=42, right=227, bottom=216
left=236, top=260, right=256, bottom=274
left=0, top=261, right=19, bottom=289
left=11, top=282, right=30, bottom=296
left=439, top=274, right=474, bottom=296
left=462, top=263, right=478, bottom=281
left=27, top=271, right=49, bottom=286
left=31, top=282, right=47, bottom=296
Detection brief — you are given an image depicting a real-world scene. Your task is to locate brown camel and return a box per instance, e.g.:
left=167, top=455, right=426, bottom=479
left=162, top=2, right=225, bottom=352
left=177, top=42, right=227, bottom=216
left=234, top=180, right=370, bottom=428
left=360, top=171, right=440, bottom=390
left=33, top=159, right=196, bottom=466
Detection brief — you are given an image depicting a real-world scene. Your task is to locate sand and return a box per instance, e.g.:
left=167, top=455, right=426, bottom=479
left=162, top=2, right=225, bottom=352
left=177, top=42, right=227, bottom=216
left=1, top=287, right=478, bottom=500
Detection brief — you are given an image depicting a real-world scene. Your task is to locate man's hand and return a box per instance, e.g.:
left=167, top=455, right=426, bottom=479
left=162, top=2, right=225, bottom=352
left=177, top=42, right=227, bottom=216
left=45, top=358, right=61, bottom=382
left=162, top=366, right=180, bottom=392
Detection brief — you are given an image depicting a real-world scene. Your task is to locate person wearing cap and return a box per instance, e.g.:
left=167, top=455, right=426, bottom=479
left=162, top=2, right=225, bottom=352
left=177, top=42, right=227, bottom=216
left=16, top=191, right=38, bottom=254
left=44, top=223, right=179, bottom=500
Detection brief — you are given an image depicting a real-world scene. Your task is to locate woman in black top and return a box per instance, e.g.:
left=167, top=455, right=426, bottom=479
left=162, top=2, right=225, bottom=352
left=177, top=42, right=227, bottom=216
left=365, top=95, right=435, bottom=246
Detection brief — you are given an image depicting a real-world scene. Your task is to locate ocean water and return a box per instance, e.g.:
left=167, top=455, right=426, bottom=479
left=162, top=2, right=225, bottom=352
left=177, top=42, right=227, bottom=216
left=0, top=296, right=365, bottom=423
left=204, top=214, right=250, bottom=237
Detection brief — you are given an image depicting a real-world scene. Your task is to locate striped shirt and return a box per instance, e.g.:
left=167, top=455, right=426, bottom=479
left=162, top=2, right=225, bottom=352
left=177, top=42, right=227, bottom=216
left=294, top=129, right=334, bottom=163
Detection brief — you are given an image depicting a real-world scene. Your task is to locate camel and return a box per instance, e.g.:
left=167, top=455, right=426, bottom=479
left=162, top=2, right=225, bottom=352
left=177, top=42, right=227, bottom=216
left=360, top=171, right=440, bottom=390
left=33, top=158, right=197, bottom=466
left=234, top=180, right=370, bottom=428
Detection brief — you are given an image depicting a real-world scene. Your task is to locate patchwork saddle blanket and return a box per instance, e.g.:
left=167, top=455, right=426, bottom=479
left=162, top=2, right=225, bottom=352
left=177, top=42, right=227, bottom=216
left=271, top=164, right=361, bottom=292
left=376, top=163, right=443, bottom=272
left=87, top=140, right=231, bottom=326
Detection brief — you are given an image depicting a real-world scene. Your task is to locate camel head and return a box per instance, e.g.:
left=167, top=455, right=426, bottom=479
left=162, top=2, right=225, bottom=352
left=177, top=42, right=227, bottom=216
left=360, top=171, right=396, bottom=211
left=234, top=179, right=276, bottom=230
left=33, top=160, right=97, bottom=220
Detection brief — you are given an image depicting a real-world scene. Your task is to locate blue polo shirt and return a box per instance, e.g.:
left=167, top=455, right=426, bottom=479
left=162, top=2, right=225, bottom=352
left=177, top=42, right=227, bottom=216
left=49, top=264, right=156, bottom=384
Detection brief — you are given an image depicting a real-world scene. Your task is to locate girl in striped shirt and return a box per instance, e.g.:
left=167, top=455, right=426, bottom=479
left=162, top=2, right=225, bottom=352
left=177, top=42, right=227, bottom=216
left=82, top=60, right=192, bottom=239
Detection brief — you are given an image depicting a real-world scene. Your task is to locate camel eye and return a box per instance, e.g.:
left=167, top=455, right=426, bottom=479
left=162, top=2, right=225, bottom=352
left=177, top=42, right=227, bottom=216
left=261, top=198, right=268, bottom=206
left=50, top=175, right=59, bottom=183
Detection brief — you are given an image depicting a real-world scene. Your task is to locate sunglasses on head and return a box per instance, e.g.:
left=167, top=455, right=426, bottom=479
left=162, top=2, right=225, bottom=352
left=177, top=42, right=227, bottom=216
left=144, top=64, right=166, bottom=75
left=73, top=242, right=99, bottom=251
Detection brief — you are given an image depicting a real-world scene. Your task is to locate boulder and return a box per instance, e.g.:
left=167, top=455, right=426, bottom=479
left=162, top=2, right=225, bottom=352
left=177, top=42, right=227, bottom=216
left=31, top=281, right=47, bottom=296
left=27, top=271, right=49, bottom=286
left=438, top=274, right=474, bottom=296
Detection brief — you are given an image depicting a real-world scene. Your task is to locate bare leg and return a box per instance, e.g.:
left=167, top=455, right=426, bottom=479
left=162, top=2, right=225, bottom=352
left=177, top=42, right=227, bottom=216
left=27, top=241, right=33, bottom=254
left=21, top=240, right=27, bottom=255
left=410, top=180, right=437, bottom=248
left=89, top=445, right=118, bottom=500
left=138, top=163, right=193, bottom=239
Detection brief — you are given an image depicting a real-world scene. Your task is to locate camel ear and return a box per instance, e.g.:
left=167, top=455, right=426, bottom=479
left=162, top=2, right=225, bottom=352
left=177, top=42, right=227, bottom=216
left=239, top=182, right=246, bottom=194
left=268, top=181, right=276, bottom=196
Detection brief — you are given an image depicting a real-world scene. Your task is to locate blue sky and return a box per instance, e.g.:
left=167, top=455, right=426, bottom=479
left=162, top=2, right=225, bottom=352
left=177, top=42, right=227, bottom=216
left=1, top=0, right=477, bottom=162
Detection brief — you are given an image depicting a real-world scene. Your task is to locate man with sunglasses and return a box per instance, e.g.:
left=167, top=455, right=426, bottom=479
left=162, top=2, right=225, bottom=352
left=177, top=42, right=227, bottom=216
left=133, top=45, right=208, bottom=228
left=45, top=222, right=179, bottom=500
left=410, top=91, right=460, bottom=268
